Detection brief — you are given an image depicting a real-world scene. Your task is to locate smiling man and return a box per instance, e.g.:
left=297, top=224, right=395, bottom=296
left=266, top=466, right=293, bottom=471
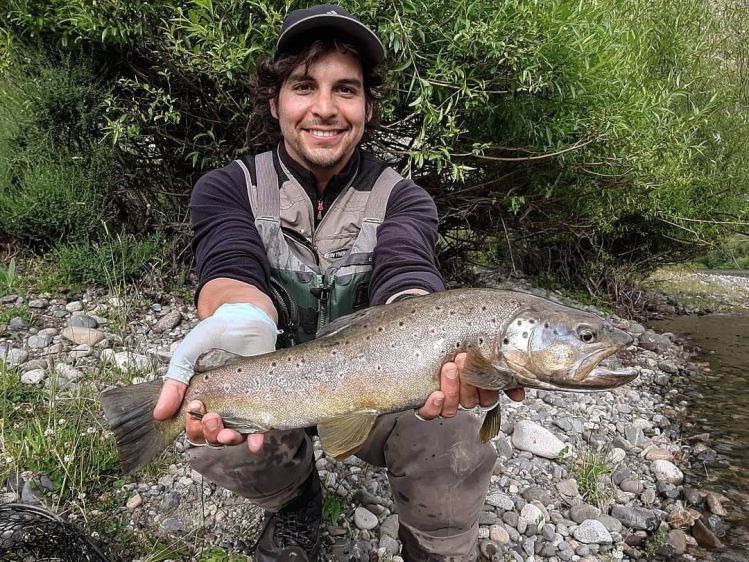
left=151, top=5, right=523, bottom=561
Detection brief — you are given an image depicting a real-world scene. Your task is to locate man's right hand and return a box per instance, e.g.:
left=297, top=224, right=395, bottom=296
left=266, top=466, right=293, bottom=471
left=152, top=301, right=277, bottom=452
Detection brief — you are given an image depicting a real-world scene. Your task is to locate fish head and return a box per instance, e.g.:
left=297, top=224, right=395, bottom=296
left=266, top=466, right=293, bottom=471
left=499, top=304, right=638, bottom=391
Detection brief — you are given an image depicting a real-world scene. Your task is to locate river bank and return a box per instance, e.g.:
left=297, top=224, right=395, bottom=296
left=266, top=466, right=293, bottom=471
left=1, top=271, right=747, bottom=561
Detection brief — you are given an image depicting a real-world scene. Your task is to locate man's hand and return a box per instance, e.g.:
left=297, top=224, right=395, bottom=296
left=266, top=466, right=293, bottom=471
left=417, top=352, right=525, bottom=420
left=152, top=302, right=277, bottom=452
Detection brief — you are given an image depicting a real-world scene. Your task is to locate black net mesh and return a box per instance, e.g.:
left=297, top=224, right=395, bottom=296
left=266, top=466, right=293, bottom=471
left=0, top=503, right=108, bottom=562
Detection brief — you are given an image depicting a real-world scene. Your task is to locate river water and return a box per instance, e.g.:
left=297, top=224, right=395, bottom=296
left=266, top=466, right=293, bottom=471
left=650, top=312, right=749, bottom=559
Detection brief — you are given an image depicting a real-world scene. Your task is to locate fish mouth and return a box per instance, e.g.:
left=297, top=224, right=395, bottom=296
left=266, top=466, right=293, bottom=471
left=579, top=365, right=639, bottom=389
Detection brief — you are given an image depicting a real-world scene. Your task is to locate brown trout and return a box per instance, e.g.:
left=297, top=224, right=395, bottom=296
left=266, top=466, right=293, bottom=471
left=101, top=289, right=637, bottom=473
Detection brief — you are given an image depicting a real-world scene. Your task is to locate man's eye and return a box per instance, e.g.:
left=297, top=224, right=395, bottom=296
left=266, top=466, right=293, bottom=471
left=294, top=83, right=312, bottom=92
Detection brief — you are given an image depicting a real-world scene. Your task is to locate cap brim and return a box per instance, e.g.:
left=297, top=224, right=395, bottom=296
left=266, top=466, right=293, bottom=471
left=276, top=14, right=385, bottom=66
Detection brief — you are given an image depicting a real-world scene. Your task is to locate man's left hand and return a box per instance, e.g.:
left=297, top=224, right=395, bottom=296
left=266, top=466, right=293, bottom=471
left=417, top=352, right=525, bottom=419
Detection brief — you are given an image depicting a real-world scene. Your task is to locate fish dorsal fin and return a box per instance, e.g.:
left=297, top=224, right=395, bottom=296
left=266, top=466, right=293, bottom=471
left=317, top=412, right=379, bottom=460
left=316, top=308, right=380, bottom=338
left=479, top=405, right=502, bottom=443
left=195, top=348, right=246, bottom=373
left=461, top=349, right=516, bottom=390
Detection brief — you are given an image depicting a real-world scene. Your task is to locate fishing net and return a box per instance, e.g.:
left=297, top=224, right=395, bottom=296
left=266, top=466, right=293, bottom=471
left=0, top=503, right=108, bottom=561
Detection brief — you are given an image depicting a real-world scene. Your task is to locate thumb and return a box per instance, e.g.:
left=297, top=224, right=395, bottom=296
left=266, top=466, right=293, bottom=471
left=153, top=379, right=188, bottom=420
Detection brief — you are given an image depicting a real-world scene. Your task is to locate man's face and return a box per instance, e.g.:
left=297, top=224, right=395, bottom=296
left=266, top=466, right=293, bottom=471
left=271, top=49, right=370, bottom=180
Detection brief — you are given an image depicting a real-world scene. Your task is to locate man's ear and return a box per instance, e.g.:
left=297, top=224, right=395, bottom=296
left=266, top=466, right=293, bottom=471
left=366, top=102, right=373, bottom=123
left=270, top=97, right=278, bottom=119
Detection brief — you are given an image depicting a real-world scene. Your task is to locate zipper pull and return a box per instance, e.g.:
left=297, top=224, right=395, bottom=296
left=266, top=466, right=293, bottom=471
left=317, top=200, right=324, bottom=221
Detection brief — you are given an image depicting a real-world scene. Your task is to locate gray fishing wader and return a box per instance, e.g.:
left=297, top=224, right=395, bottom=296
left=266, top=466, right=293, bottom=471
left=187, top=150, right=496, bottom=561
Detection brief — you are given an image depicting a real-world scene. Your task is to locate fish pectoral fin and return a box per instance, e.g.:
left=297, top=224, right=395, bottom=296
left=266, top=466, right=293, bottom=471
left=215, top=414, right=268, bottom=434
left=479, top=405, right=502, bottom=443
left=315, top=309, right=378, bottom=338
left=317, top=412, right=379, bottom=461
left=195, top=349, right=246, bottom=373
left=461, top=349, right=515, bottom=390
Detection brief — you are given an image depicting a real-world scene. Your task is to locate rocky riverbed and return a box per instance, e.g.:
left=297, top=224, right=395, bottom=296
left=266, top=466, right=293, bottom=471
left=1, top=274, right=746, bottom=562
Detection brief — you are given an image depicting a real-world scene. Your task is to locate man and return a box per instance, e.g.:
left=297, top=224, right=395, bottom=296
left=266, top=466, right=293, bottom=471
left=152, top=5, right=524, bottom=561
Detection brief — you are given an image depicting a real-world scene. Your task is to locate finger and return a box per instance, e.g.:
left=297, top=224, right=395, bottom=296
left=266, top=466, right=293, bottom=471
left=416, top=390, right=446, bottom=420
left=440, top=361, right=460, bottom=417
left=459, top=380, right=480, bottom=409
left=478, top=389, right=499, bottom=407
left=454, top=353, right=479, bottom=407
left=153, top=379, right=187, bottom=420
left=505, top=387, right=525, bottom=402
left=217, top=428, right=245, bottom=446
left=185, top=400, right=207, bottom=442
left=201, top=412, right=224, bottom=444
left=247, top=433, right=265, bottom=453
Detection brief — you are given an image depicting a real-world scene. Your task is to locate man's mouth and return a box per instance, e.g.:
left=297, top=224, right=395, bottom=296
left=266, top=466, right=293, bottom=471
left=305, top=128, right=345, bottom=138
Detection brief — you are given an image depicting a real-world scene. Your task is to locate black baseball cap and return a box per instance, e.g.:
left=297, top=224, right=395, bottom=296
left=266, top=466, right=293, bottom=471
left=275, top=4, right=385, bottom=66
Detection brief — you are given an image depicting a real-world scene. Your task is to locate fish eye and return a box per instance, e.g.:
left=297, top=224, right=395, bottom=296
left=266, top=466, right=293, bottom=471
left=577, top=326, right=597, bottom=343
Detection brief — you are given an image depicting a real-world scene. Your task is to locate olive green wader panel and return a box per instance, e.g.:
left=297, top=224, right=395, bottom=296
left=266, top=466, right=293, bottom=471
left=235, top=150, right=403, bottom=346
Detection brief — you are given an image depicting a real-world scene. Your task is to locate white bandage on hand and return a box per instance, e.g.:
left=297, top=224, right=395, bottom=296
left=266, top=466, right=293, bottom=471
left=164, top=303, right=277, bottom=385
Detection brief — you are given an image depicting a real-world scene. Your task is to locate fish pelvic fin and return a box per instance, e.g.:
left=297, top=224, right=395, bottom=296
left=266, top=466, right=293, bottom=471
left=317, top=412, right=378, bottom=461
left=100, top=380, right=180, bottom=474
left=479, top=405, right=502, bottom=443
left=461, top=349, right=515, bottom=390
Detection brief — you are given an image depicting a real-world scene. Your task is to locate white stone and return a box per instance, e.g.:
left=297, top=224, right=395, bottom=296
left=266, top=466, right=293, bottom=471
left=608, top=448, right=627, bottom=464
left=55, top=364, right=82, bottom=381
left=65, top=301, right=83, bottom=312
left=511, top=420, right=567, bottom=459
left=126, top=493, right=143, bottom=509
left=520, top=503, right=546, bottom=527
left=21, top=369, right=46, bottom=385
left=114, top=351, right=154, bottom=372
left=100, top=349, right=116, bottom=364
left=650, top=459, right=683, bottom=484
left=573, top=519, right=613, bottom=544
left=354, top=506, right=378, bottom=530
left=485, top=492, right=515, bottom=511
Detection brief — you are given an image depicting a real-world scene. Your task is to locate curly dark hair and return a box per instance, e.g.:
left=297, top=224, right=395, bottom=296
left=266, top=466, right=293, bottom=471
left=251, top=38, right=384, bottom=143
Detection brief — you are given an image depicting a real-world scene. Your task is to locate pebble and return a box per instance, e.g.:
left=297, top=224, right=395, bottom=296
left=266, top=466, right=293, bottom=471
left=61, top=326, right=106, bottom=346
left=511, top=420, right=567, bottom=459
left=650, top=459, right=684, bottom=484
left=354, top=507, right=378, bottom=531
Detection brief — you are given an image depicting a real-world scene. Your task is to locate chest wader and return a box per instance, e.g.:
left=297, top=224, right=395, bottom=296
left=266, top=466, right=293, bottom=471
left=235, top=151, right=403, bottom=348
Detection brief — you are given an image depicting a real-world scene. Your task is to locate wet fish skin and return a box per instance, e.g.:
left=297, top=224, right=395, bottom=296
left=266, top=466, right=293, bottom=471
left=101, top=288, right=637, bottom=473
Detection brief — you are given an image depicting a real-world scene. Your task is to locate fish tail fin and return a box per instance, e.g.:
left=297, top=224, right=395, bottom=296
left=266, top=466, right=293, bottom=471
left=100, top=380, right=180, bottom=474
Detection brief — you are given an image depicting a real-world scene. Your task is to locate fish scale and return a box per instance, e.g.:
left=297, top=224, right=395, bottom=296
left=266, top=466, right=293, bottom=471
left=101, top=288, right=638, bottom=474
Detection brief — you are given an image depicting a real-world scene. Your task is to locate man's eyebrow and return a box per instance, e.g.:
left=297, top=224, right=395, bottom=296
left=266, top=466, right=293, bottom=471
left=287, top=71, right=313, bottom=82
left=337, top=78, right=363, bottom=88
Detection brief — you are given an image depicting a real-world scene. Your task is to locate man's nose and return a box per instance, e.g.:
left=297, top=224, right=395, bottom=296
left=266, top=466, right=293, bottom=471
left=311, top=91, right=336, bottom=118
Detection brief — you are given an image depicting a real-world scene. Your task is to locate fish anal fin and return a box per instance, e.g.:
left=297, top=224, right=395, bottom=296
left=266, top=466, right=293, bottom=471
left=195, top=349, right=246, bottom=373
left=461, top=349, right=515, bottom=390
left=479, top=405, right=502, bottom=443
left=318, top=413, right=378, bottom=460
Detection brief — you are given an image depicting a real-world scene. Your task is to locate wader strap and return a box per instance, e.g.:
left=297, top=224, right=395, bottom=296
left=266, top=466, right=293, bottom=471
left=363, top=167, right=401, bottom=222
left=254, top=151, right=280, bottom=219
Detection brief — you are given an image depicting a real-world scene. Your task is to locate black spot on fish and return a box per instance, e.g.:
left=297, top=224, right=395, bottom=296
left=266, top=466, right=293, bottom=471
left=449, top=310, right=455, bottom=316
left=436, top=306, right=442, bottom=310
left=481, top=306, right=487, bottom=311
left=399, top=321, right=405, bottom=326
left=479, top=338, right=484, bottom=345
left=378, top=327, right=384, bottom=332
left=271, top=361, right=277, bottom=367
left=503, top=338, right=509, bottom=345
left=204, top=375, right=210, bottom=381
left=517, top=320, right=522, bottom=325
left=522, top=332, right=528, bottom=338
left=544, top=322, right=550, bottom=328
left=529, top=319, right=535, bottom=324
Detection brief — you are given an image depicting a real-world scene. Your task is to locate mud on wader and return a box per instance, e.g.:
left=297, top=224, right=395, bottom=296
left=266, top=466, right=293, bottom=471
left=235, top=150, right=403, bottom=347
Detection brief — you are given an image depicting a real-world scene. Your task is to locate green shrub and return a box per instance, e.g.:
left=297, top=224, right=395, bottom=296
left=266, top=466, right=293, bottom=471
left=53, top=232, right=166, bottom=286
left=0, top=156, right=112, bottom=245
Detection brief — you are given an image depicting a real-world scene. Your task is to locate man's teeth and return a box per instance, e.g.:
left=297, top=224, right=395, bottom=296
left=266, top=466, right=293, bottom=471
left=310, top=130, right=339, bottom=137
